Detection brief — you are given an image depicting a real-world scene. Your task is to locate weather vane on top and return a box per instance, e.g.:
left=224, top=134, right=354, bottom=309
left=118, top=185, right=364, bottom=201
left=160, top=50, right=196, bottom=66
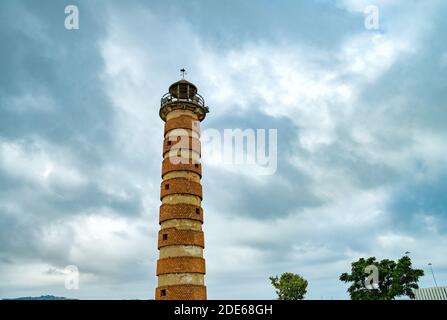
left=180, top=68, right=187, bottom=79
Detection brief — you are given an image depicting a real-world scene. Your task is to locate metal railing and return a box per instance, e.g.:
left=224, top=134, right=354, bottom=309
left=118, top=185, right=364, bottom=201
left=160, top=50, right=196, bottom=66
left=160, top=92, right=205, bottom=108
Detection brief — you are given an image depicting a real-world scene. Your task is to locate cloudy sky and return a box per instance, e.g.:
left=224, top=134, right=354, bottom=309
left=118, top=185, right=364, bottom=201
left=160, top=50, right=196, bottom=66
left=1, top=0, right=446, bottom=299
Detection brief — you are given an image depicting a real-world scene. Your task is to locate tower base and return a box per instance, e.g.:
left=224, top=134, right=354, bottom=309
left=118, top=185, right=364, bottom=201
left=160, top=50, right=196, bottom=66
left=156, top=285, right=207, bottom=300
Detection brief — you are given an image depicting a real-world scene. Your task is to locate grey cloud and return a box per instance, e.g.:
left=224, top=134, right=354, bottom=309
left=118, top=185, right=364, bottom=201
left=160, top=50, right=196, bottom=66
left=1, top=0, right=447, bottom=299
left=203, top=111, right=325, bottom=219
left=0, top=1, right=114, bottom=161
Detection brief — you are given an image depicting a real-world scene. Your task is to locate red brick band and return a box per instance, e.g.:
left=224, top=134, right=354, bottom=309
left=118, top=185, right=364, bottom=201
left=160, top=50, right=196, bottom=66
left=156, top=285, right=207, bottom=300
left=159, top=203, right=203, bottom=224
left=164, top=116, right=200, bottom=136
left=158, top=228, right=204, bottom=249
left=160, top=178, right=202, bottom=200
left=157, top=257, right=206, bottom=275
left=162, top=157, right=202, bottom=177
left=163, top=136, right=200, bottom=157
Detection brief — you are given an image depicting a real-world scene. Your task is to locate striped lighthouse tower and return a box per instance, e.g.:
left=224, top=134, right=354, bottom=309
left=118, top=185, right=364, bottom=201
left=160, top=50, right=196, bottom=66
left=155, top=75, right=209, bottom=300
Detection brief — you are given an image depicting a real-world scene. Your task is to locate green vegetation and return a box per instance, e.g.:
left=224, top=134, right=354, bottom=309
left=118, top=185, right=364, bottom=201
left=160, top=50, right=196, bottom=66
left=270, top=272, right=308, bottom=300
left=340, top=256, right=424, bottom=300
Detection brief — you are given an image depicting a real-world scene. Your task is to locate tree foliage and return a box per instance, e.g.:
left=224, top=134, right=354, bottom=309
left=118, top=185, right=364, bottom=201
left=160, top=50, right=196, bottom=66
left=340, top=256, right=424, bottom=300
left=269, top=272, right=308, bottom=300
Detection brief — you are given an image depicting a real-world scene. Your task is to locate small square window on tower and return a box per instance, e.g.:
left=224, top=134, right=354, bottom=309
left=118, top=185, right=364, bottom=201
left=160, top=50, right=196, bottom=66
left=167, top=140, right=172, bottom=146
left=165, top=184, right=169, bottom=190
left=160, top=289, right=166, bottom=297
left=196, top=208, right=200, bottom=215
left=162, top=233, right=168, bottom=240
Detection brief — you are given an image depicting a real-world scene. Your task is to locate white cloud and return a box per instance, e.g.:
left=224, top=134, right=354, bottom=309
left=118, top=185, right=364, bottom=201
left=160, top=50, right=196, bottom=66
left=41, top=212, right=155, bottom=274
left=2, top=0, right=447, bottom=300
left=337, top=0, right=407, bottom=13
left=0, top=139, right=87, bottom=189
left=196, top=28, right=418, bottom=153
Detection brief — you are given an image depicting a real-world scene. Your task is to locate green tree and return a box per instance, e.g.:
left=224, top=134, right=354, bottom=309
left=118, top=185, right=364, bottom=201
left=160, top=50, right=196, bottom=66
left=340, top=256, right=424, bottom=300
left=269, top=272, right=308, bottom=300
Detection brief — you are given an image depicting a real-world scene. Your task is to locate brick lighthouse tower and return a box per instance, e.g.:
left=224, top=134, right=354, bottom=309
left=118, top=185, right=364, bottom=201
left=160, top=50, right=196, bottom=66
left=155, top=72, right=209, bottom=300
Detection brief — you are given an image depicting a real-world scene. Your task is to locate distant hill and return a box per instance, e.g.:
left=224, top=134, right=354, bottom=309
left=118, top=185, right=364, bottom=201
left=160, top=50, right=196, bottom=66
left=3, top=295, right=77, bottom=300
